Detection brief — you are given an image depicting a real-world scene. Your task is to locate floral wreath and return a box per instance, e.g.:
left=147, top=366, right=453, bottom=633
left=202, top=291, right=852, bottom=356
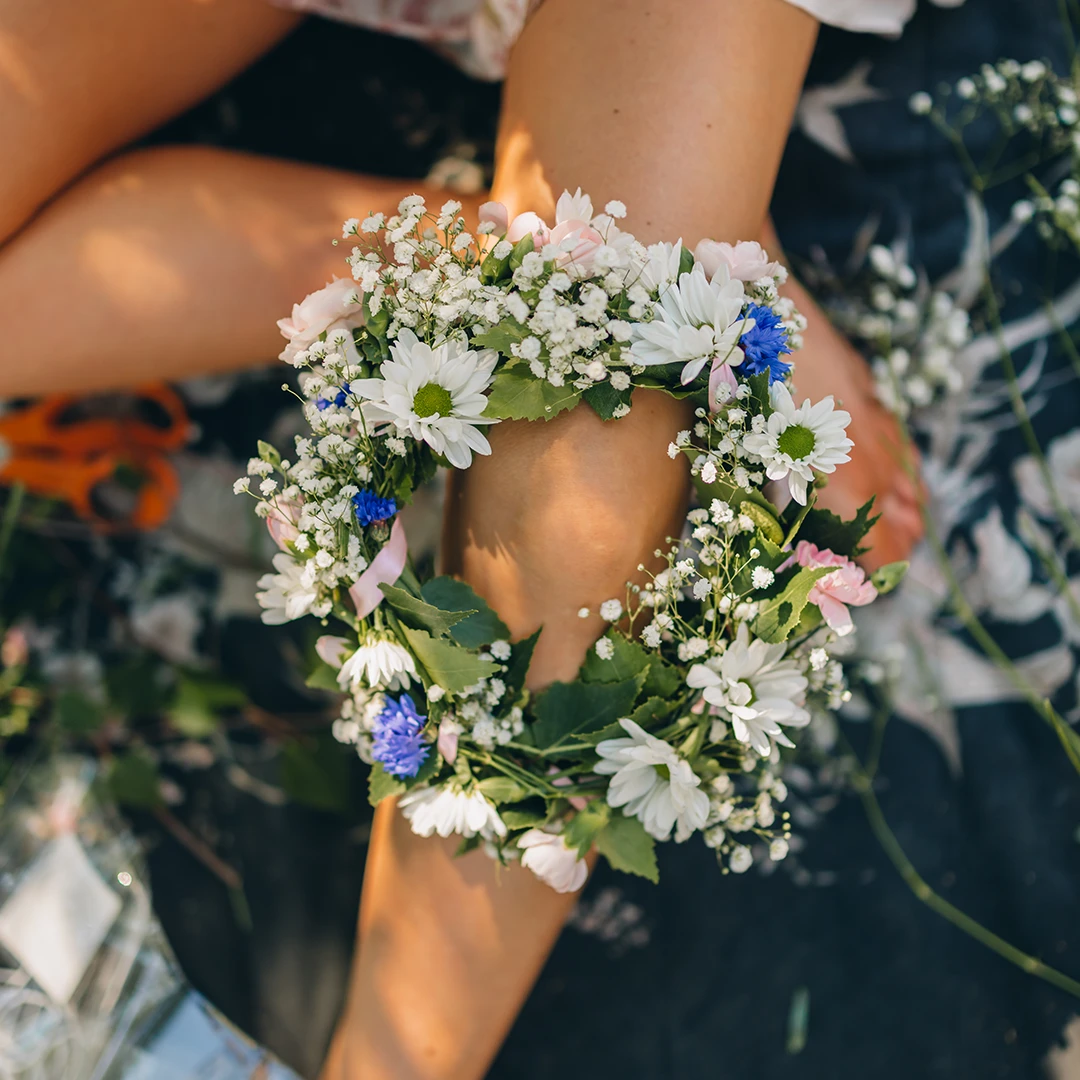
left=238, top=190, right=903, bottom=892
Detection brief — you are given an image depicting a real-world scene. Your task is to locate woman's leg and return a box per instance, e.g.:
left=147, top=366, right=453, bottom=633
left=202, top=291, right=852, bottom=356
left=324, top=3, right=819, bottom=1079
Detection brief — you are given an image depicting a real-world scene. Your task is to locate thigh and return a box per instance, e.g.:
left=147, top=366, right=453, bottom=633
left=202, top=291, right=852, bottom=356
left=0, top=0, right=299, bottom=242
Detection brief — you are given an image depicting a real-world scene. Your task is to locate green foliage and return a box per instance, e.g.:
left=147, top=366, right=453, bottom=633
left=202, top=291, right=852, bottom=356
left=582, top=381, right=632, bottom=421
left=477, top=776, right=533, bottom=804
left=281, top=732, right=350, bottom=814
left=256, top=440, right=281, bottom=468
left=167, top=672, right=245, bottom=738
left=400, top=626, right=499, bottom=693
left=871, top=560, right=909, bottom=595
left=746, top=371, right=772, bottom=418
left=368, top=762, right=405, bottom=807
left=420, top=577, right=510, bottom=648
left=502, top=628, right=541, bottom=703
left=753, top=567, right=833, bottom=643
left=580, top=631, right=652, bottom=684
left=677, top=244, right=695, bottom=277
left=798, top=498, right=880, bottom=558
left=380, top=582, right=473, bottom=638
left=470, top=319, right=530, bottom=357
left=595, top=813, right=659, bottom=882
left=108, top=752, right=163, bottom=809
left=54, top=691, right=105, bottom=735
left=563, top=801, right=611, bottom=855
left=738, top=501, right=784, bottom=546
left=531, top=675, right=644, bottom=750
left=305, top=659, right=342, bottom=692
left=484, top=367, right=580, bottom=422
left=507, top=232, right=535, bottom=270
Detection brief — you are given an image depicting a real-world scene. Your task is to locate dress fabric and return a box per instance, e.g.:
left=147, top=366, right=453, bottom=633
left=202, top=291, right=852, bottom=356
left=269, top=0, right=915, bottom=79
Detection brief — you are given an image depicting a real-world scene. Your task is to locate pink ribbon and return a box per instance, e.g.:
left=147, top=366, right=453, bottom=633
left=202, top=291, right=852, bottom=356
left=349, top=517, right=408, bottom=619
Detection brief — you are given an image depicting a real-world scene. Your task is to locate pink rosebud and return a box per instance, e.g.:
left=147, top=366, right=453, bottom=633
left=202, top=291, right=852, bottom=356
left=315, top=635, right=350, bottom=668
left=708, top=359, right=739, bottom=413
left=695, top=239, right=782, bottom=283
left=437, top=719, right=459, bottom=765
left=549, top=219, right=604, bottom=275
left=507, top=211, right=550, bottom=249
left=478, top=200, right=509, bottom=234
left=780, top=541, right=877, bottom=636
left=266, top=498, right=301, bottom=552
left=277, top=277, right=363, bottom=364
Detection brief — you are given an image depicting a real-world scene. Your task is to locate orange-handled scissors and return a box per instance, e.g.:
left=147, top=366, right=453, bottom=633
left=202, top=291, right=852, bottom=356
left=0, top=384, right=191, bottom=530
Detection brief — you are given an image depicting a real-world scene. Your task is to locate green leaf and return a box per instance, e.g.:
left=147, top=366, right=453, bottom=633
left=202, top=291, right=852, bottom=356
left=257, top=440, right=281, bottom=468
left=582, top=381, right=632, bottom=421
left=752, top=566, right=833, bottom=644
left=871, top=560, right=908, bottom=596
left=368, top=763, right=406, bottom=807
left=400, top=626, right=499, bottom=694
left=477, top=776, right=533, bottom=804
left=305, top=659, right=342, bottom=692
left=282, top=733, right=350, bottom=814
left=739, top=501, right=784, bottom=546
left=55, top=691, right=106, bottom=734
left=797, top=498, right=880, bottom=558
left=580, top=631, right=651, bottom=684
left=503, top=628, right=541, bottom=702
left=595, top=814, right=659, bottom=883
left=108, top=752, right=163, bottom=809
left=629, top=695, right=677, bottom=729
left=420, top=577, right=510, bottom=648
left=677, top=243, right=695, bottom=276
left=531, top=675, right=644, bottom=750
left=470, top=319, right=530, bottom=357
left=746, top=372, right=772, bottom=419
left=484, top=367, right=580, bottom=422
left=641, top=655, right=682, bottom=700
left=508, top=231, right=535, bottom=270
left=380, top=581, right=473, bottom=638
left=501, top=808, right=547, bottom=831
left=479, top=247, right=512, bottom=285
left=563, top=801, right=611, bottom=856
left=167, top=673, right=244, bottom=737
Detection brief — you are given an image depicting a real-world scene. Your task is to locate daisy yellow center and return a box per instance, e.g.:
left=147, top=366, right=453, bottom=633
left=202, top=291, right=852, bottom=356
left=776, top=423, right=816, bottom=460
left=412, top=382, right=453, bottom=419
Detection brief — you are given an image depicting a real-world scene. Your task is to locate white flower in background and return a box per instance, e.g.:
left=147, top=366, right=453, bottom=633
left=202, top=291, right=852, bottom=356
left=518, top=830, right=589, bottom=893
left=966, top=507, right=1052, bottom=623
left=1014, top=428, right=1080, bottom=519
left=595, top=718, right=710, bottom=842
left=636, top=241, right=685, bottom=292
left=686, top=624, right=809, bottom=756
left=130, top=594, right=202, bottom=665
left=337, top=636, right=417, bottom=691
left=399, top=784, right=507, bottom=839
left=353, top=329, right=498, bottom=469
left=628, top=266, right=748, bottom=385
left=741, top=382, right=852, bottom=505
left=256, top=554, right=320, bottom=624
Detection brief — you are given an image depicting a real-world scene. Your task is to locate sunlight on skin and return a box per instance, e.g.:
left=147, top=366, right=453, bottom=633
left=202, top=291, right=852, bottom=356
left=0, top=31, right=42, bottom=104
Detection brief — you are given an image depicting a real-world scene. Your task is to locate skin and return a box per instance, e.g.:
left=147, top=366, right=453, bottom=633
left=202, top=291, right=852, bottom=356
left=0, top=0, right=920, bottom=1075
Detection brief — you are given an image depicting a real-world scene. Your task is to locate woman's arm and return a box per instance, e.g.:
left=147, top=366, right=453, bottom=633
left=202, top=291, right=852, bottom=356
left=323, top=3, right=819, bottom=1078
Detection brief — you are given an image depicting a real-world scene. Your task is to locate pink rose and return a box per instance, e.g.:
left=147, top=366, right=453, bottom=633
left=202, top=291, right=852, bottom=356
left=549, top=218, right=604, bottom=275
left=277, top=278, right=363, bottom=364
left=507, top=211, right=550, bottom=249
left=780, top=541, right=877, bottom=637
left=695, top=239, right=782, bottom=283
left=478, top=200, right=509, bottom=234
left=315, top=635, right=350, bottom=668
left=266, top=498, right=301, bottom=552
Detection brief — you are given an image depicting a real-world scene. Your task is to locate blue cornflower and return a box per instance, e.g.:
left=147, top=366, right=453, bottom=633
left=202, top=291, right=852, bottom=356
left=315, top=382, right=351, bottom=410
left=736, top=303, right=792, bottom=383
left=371, top=694, right=429, bottom=778
left=352, top=488, right=398, bottom=526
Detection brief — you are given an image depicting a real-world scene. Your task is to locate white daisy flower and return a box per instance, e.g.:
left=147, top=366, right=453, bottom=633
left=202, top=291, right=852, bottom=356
left=256, top=553, right=320, bottom=624
left=594, top=718, right=710, bottom=842
left=399, top=783, right=507, bottom=839
left=518, top=829, right=589, bottom=893
left=628, top=265, right=747, bottom=385
left=686, top=623, right=810, bottom=756
left=352, top=328, right=498, bottom=469
left=741, top=382, right=853, bottom=505
left=337, top=636, right=417, bottom=691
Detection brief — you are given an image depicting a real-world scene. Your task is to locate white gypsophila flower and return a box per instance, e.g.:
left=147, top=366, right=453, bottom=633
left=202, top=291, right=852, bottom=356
left=256, top=553, right=320, bottom=624
left=399, top=784, right=507, bottom=840
left=729, top=845, right=753, bottom=873
left=594, top=718, right=710, bottom=842
left=353, top=328, right=498, bottom=469
left=595, top=637, right=615, bottom=660
left=686, top=624, right=810, bottom=756
left=628, top=265, right=747, bottom=385
left=599, top=599, right=623, bottom=622
left=741, top=382, right=852, bottom=505
left=337, top=636, right=417, bottom=692
left=518, top=829, right=589, bottom=893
